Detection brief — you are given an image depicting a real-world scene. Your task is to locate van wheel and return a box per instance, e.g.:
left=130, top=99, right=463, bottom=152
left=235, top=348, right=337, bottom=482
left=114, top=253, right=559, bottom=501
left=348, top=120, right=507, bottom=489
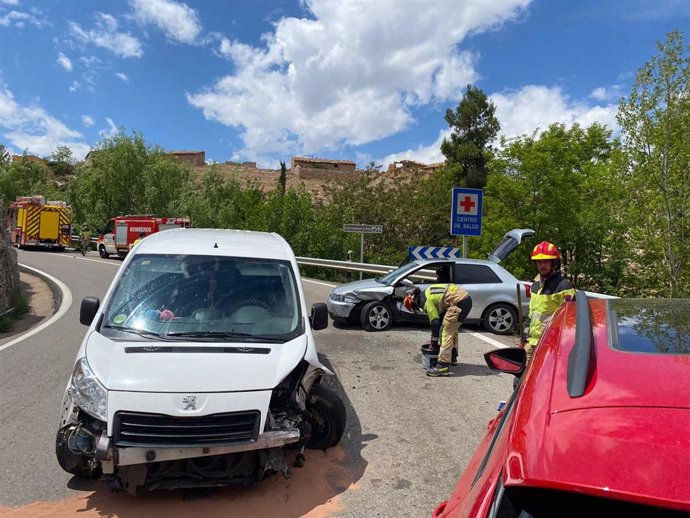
left=98, top=245, right=109, bottom=259
left=305, top=385, right=347, bottom=450
left=55, top=429, right=101, bottom=478
left=360, top=301, right=393, bottom=331
left=483, top=303, right=518, bottom=335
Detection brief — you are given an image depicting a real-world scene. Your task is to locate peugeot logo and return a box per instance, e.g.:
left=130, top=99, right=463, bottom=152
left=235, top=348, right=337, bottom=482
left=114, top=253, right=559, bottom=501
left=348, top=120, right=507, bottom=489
left=182, top=395, right=197, bottom=410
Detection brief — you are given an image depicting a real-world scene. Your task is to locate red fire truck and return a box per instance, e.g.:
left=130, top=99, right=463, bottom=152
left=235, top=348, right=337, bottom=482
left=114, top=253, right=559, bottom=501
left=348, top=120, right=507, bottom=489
left=7, top=195, right=72, bottom=250
left=97, top=215, right=191, bottom=259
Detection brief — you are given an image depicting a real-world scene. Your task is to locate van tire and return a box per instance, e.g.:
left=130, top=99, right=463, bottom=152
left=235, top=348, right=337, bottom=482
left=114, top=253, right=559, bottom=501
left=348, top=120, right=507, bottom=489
left=98, top=245, right=109, bottom=259
left=306, top=385, right=347, bottom=450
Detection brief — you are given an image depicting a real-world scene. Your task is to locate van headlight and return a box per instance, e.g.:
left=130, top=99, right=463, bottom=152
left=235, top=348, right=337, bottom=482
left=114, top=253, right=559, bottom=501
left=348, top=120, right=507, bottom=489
left=70, top=358, right=108, bottom=421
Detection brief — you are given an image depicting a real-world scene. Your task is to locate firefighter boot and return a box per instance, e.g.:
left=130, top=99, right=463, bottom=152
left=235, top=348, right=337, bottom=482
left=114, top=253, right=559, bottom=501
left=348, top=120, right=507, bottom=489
left=426, top=362, right=450, bottom=377
left=450, top=348, right=459, bottom=366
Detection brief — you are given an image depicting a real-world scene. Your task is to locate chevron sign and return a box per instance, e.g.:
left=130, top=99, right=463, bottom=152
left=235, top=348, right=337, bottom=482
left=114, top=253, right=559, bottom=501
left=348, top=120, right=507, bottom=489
left=408, top=246, right=461, bottom=260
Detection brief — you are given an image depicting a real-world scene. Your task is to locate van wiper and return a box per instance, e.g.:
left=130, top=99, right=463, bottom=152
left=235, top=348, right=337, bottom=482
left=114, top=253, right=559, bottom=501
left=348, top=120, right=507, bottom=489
left=165, top=331, right=287, bottom=343
left=103, top=325, right=171, bottom=340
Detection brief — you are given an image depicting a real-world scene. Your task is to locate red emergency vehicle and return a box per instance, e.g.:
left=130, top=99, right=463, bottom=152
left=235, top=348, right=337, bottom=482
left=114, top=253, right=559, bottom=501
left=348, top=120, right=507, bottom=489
left=7, top=195, right=72, bottom=250
left=97, top=215, right=191, bottom=259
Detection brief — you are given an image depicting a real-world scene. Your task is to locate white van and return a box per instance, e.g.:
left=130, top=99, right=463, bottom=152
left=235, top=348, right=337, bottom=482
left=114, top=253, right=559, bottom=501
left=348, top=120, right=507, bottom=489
left=56, top=229, right=346, bottom=494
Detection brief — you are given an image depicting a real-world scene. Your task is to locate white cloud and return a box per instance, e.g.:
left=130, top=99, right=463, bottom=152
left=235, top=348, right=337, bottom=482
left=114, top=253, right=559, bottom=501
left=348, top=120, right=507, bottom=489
left=130, top=0, right=202, bottom=44
left=589, top=84, right=625, bottom=102
left=491, top=85, right=619, bottom=140
left=375, top=85, right=620, bottom=169
left=68, top=80, right=81, bottom=92
left=114, top=72, right=129, bottom=82
left=189, top=0, right=531, bottom=166
left=0, top=0, right=20, bottom=5
left=99, top=117, right=118, bottom=138
left=379, top=129, right=449, bottom=170
left=0, top=9, right=46, bottom=28
left=57, top=52, right=73, bottom=71
left=81, top=115, right=95, bottom=127
left=69, top=13, right=143, bottom=58
left=0, top=86, right=90, bottom=159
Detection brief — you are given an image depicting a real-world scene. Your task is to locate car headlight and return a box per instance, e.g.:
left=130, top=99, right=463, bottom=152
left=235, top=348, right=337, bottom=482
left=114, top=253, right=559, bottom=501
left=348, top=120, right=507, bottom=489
left=330, top=293, right=359, bottom=303
left=70, top=358, right=108, bottom=421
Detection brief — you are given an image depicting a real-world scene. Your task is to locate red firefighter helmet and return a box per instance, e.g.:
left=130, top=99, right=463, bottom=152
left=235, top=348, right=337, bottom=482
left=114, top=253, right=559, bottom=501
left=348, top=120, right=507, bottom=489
left=403, top=287, right=421, bottom=312
left=531, top=241, right=561, bottom=261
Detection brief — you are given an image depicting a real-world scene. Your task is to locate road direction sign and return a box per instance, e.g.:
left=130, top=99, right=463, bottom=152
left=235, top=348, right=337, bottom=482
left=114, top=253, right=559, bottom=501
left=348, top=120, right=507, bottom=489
left=451, top=187, right=483, bottom=237
left=408, top=246, right=461, bottom=260
left=343, top=224, right=383, bottom=234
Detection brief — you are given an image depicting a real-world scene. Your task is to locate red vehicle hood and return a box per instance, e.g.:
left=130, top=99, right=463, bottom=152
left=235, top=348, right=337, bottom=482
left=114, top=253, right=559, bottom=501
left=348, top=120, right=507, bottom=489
left=506, top=406, right=690, bottom=511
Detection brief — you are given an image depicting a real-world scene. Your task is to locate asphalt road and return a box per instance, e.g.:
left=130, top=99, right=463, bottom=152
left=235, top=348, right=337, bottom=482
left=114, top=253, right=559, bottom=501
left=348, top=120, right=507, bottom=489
left=0, top=249, right=516, bottom=517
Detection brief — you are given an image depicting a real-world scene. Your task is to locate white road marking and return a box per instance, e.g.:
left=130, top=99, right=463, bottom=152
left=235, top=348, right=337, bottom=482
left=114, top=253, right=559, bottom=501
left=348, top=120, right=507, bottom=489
left=302, top=278, right=337, bottom=288
left=466, top=331, right=511, bottom=349
left=0, top=264, right=73, bottom=352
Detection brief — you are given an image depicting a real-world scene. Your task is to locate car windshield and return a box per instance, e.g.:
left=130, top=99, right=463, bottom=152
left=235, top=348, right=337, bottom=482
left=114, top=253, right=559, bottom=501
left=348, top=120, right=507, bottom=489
left=101, top=254, right=302, bottom=342
left=379, top=262, right=422, bottom=285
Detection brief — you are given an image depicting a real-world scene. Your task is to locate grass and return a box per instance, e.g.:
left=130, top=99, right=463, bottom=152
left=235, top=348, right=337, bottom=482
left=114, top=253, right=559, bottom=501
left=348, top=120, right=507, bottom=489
left=0, top=290, right=30, bottom=333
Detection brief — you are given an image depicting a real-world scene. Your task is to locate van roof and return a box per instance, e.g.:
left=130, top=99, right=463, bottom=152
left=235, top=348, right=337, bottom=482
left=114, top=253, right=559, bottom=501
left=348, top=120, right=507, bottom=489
left=131, top=228, right=295, bottom=261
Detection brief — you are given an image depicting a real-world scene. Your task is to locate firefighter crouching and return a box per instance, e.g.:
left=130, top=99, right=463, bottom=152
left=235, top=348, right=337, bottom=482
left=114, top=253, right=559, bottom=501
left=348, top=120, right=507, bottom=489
left=522, top=241, right=576, bottom=363
left=405, top=284, right=473, bottom=377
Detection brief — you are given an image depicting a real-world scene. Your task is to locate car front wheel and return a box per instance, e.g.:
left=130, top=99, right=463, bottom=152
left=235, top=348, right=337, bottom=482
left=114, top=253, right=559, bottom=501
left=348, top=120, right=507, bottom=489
left=360, top=301, right=393, bottom=331
left=98, top=245, right=109, bottom=259
left=483, top=303, right=518, bottom=335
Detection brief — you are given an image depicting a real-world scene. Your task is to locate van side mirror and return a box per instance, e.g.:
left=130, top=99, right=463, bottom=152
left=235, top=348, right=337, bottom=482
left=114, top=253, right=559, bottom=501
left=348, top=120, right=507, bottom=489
left=310, top=303, right=328, bottom=331
left=484, top=347, right=526, bottom=377
left=80, top=297, right=100, bottom=326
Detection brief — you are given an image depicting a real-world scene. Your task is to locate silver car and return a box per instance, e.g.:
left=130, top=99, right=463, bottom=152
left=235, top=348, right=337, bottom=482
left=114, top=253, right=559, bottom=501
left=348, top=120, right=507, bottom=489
left=326, top=229, right=535, bottom=335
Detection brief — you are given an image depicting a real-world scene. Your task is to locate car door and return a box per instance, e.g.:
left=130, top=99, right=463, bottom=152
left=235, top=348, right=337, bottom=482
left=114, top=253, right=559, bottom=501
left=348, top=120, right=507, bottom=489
left=451, top=263, right=509, bottom=323
left=393, top=261, right=453, bottom=319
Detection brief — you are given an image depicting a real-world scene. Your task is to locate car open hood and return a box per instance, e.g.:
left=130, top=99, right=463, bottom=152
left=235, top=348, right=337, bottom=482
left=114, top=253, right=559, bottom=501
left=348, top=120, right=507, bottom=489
left=85, top=331, right=307, bottom=392
left=487, top=228, right=535, bottom=263
left=509, top=406, right=690, bottom=511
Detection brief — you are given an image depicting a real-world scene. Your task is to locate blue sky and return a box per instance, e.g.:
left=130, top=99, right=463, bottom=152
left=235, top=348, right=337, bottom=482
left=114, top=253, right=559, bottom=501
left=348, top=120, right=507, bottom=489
left=0, top=0, right=688, bottom=169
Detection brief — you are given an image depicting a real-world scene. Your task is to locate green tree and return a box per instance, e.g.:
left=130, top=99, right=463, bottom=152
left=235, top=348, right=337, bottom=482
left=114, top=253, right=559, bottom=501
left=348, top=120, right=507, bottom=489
left=0, top=144, right=10, bottom=168
left=441, top=85, right=500, bottom=188
left=616, top=30, right=690, bottom=297
left=485, top=123, right=626, bottom=292
left=47, top=145, right=75, bottom=178
left=0, top=153, right=60, bottom=204
left=69, top=131, right=193, bottom=228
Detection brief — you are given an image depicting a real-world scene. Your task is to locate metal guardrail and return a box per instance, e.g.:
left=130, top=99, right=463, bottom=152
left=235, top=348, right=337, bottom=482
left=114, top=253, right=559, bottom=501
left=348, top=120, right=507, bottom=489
left=296, top=256, right=618, bottom=297
left=296, top=257, right=438, bottom=282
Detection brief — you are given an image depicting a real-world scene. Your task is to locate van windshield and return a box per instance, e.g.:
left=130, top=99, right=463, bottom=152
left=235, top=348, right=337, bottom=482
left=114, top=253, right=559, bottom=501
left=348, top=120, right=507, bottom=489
left=101, top=254, right=303, bottom=342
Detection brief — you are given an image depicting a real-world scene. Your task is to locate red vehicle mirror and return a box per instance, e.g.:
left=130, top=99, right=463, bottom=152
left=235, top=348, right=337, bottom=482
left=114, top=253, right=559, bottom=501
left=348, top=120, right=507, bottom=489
left=484, top=347, right=526, bottom=376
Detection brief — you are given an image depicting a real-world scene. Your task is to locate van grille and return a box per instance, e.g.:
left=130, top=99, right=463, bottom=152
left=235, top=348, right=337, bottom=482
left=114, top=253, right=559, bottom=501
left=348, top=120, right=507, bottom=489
left=113, top=410, right=260, bottom=447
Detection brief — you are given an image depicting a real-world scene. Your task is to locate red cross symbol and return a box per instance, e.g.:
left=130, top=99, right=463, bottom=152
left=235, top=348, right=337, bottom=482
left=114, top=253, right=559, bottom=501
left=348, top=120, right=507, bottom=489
left=459, top=196, right=476, bottom=212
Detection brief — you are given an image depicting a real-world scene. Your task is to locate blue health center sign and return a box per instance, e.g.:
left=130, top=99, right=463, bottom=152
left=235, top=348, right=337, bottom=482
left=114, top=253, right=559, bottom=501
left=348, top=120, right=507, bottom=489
left=451, top=187, right=483, bottom=236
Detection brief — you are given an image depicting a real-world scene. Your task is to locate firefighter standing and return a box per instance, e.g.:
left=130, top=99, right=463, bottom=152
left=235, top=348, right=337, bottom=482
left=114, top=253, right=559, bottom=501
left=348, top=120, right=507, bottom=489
left=80, top=224, right=91, bottom=254
left=405, top=284, right=473, bottom=377
left=522, top=241, right=576, bottom=363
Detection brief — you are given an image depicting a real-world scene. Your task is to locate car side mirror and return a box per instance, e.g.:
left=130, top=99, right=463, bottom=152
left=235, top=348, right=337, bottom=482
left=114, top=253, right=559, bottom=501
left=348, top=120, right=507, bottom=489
left=484, top=347, right=526, bottom=377
left=397, top=278, right=415, bottom=288
left=310, top=302, right=328, bottom=331
left=80, top=297, right=100, bottom=326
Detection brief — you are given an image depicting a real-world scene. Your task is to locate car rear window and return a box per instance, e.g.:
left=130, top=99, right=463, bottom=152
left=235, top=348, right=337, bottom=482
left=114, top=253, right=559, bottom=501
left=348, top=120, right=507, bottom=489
left=454, top=264, right=502, bottom=284
left=496, top=485, right=687, bottom=518
left=608, top=299, right=690, bottom=354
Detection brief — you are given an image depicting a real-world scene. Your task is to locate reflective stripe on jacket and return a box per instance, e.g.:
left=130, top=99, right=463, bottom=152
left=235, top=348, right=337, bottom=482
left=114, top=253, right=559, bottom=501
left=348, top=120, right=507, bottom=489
left=422, top=284, right=469, bottom=322
left=526, top=273, right=576, bottom=346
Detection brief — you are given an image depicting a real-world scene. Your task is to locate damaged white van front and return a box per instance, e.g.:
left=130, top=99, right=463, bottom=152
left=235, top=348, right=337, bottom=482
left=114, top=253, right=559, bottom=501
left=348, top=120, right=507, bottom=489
left=56, top=229, right=346, bottom=494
